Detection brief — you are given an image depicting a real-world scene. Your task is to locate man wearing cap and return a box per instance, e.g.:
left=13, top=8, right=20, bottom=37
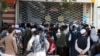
left=15, top=29, right=22, bottom=55
left=26, top=28, right=49, bottom=56
left=75, top=29, right=90, bottom=56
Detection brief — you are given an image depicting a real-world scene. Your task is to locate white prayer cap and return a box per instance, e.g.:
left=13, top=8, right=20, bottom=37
left=31, top=28, right=36, bottom=32
left=11, top=25, right=14, bottom=28
left=57, top=29, right=61, bottom=33
left=39, top=25, right=44, bottom=29
left=15, top=30, right=21, bottom=33
left=80, top=29, right=86, bottom=34
left=73, top=24, right=78, bottom=28
left=15, top=25, right=19, bottom=28
left=39, top=25, right=45, bottom=30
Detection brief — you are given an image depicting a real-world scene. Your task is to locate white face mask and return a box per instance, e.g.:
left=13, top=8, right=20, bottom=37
left=6, top=32, right=9, bottom=35
left=75, top=29, right=77, bottom=32
left=73, top=30, right=77, bottom=33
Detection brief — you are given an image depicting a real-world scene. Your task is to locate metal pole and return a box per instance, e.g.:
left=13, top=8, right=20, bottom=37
left=15, top=1, right=17, bottom=24
left=15, top=0, right=19, bottom=24
left=0, top=2, right=2, bottom=33
left=91, top=3, right=93, bottom=25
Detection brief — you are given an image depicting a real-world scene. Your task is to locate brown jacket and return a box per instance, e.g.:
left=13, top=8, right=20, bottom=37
left=0, top=32, right=18, bottom=55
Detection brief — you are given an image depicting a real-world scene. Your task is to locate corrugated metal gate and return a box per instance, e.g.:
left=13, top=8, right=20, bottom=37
left=19, top=1, right=83, bottom=24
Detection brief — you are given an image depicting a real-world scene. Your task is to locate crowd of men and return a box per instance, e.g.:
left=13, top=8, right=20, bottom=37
left=0, top=21, right=100, bottom=56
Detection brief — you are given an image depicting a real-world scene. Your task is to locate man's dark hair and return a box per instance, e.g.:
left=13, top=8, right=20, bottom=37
left=47, top=31, right=53, bottom=37
left=20, top=23, right=25, bottom=28
left=2, top=23, right=9, bottom=30
left=8, top=27, right=14, bottom=33
left=26, top=23, right=31, bottom=28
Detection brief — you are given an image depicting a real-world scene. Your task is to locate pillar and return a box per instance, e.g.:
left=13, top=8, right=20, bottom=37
left=93, top=0, right=98, bottom=29
left=15, top=0, right=19, bottom=24
left=83, top=3, right=92, bottom=25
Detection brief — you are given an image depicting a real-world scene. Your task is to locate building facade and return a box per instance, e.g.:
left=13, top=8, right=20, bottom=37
left=2, top=0, right=100, bottom=29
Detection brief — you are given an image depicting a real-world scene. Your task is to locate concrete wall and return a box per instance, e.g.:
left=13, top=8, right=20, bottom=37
left=2, top=5, right=15, bottom=24
left=94, top=0, right=100, bottom=29
left=20, top=0, right=92, bottom=3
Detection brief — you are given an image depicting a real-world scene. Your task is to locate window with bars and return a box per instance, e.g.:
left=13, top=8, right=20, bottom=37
left=19, top=1, right=83, bottom=24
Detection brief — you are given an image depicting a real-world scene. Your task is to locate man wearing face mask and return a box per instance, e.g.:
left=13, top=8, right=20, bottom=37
left=68, top=25, right=80, bottom=56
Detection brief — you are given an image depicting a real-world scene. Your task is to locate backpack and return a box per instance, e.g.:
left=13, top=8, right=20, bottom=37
left=31, top=35, right=46, bottom=52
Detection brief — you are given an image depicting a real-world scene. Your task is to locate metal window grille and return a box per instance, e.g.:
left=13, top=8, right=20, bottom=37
left=19, top=1, right=83, bottom=24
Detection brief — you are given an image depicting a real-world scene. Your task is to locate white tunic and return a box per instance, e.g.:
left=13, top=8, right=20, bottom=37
left=26, top=35, right=49, bottom=56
